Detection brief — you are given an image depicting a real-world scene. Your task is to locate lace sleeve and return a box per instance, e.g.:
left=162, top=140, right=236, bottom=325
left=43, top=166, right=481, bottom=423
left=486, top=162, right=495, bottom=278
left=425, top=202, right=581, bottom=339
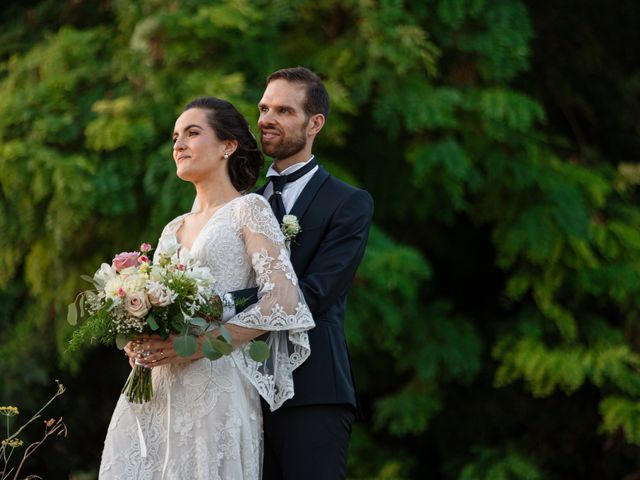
left=226, top=194, right=315, bottom=410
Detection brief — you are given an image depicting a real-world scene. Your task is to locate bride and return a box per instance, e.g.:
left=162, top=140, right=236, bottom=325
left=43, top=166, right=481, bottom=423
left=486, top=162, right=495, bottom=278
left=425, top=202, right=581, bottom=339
left=99, top=97, right=315, bottom=479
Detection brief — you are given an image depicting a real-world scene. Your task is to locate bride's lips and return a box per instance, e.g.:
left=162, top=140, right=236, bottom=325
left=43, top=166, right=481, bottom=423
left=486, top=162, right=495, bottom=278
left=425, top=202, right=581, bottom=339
left=176, top=155, right=190, bottom=163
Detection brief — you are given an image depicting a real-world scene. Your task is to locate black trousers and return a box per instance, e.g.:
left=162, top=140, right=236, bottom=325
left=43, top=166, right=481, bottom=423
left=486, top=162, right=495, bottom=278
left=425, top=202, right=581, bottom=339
left=262, top=403, right=356, bottom=480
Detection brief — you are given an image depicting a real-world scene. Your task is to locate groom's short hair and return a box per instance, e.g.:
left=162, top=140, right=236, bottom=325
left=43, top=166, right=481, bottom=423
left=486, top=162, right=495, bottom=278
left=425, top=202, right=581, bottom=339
left=266, top=67, right=330, bottom=119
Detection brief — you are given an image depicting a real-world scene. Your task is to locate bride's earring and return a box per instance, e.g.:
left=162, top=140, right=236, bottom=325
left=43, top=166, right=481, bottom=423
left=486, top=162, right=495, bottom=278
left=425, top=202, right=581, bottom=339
left=224, top=152, right=230, bottom=160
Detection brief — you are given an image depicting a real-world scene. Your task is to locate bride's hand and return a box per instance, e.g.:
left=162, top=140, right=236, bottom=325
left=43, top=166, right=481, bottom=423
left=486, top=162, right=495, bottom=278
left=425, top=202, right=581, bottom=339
left=133, top=335, right=204, bottom=368
left=123, top=341, right=137, bottom=369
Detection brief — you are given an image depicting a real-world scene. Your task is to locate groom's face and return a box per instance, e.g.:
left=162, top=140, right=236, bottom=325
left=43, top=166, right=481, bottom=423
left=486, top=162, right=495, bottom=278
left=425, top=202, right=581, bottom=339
left=258, top=79, right=310, bottom=161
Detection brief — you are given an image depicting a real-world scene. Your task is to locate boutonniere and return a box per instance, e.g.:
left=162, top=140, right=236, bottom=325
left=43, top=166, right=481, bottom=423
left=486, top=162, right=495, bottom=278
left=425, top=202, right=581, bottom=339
left=281, top=214, right=302, bottom=247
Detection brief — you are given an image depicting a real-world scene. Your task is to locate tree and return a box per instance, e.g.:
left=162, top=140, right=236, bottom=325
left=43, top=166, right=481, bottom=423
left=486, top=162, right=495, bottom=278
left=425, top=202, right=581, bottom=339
left=1, top=0, right=639, bottom=477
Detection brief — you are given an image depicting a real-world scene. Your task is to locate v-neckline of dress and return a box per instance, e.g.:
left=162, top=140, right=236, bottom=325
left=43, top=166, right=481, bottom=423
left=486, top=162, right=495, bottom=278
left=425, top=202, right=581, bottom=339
left=173, top=195, right=243, bottom=252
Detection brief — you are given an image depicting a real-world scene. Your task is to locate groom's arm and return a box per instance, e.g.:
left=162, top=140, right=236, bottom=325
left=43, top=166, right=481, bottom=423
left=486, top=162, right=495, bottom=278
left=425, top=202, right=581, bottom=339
left=299, top=189, right=374, bottom=316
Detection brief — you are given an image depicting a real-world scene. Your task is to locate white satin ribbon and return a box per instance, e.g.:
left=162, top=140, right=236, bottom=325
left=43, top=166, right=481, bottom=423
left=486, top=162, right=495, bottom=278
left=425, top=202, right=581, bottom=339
left=161, top=387, right=172, bottom=479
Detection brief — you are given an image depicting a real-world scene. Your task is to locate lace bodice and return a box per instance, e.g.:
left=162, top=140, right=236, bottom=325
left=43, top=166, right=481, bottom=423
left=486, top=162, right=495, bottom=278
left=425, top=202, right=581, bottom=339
left=157, top=194, right=281, bottom=293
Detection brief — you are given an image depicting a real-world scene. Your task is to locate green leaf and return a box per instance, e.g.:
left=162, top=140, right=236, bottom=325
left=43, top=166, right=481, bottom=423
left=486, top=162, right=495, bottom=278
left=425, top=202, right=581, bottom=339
left=189, top=317, right=208, bottom=328
left=211, top=337, right=233, bottom=356
left=115, top=334, right=130, bottom=350
left=80, top=274, right=96, bottom=285
left=249, top=341, right=270, bottom=362
left=106, top=297, right=116, bottom=311
left=202, top=336, right=223, bottom=361
left=147, top=314, right=159, bottom=331
left=79, top=294, right=85, bottom=318
left=172, top=316, right=186, bottom=334
left=67, top=303, right=78, bottom=326
left=173, top=334, right=198, bottom=357
left=219, top=324, right=232, bottom=344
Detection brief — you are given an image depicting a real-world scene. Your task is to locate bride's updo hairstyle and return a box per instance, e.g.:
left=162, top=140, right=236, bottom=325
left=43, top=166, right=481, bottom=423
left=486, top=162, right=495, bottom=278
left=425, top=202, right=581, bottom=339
left=183, top=97, right=264, bottom=192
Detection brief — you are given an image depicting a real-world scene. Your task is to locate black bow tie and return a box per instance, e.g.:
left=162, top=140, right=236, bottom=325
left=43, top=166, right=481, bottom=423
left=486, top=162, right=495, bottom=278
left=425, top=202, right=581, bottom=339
left=267, top=158, right=318, bottom=223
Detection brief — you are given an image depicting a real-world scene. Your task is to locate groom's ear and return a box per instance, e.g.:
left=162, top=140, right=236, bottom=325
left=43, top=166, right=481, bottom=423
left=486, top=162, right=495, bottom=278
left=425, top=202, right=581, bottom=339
left=307, top=114, right=325, bottom=136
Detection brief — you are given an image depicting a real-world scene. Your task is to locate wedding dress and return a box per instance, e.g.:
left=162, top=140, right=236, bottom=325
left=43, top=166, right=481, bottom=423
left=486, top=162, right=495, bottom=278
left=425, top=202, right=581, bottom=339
left=99, top=194, right=314, bottom=479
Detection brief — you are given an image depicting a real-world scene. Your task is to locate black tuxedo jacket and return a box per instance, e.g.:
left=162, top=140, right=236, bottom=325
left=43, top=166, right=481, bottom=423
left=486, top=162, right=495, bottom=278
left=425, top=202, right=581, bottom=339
left=257, top=165, right=374, bottom=409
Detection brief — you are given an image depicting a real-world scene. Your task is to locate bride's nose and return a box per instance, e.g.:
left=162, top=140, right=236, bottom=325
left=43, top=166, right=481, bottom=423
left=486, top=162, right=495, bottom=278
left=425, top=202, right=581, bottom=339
left=173, top=138, right=186, bottom=151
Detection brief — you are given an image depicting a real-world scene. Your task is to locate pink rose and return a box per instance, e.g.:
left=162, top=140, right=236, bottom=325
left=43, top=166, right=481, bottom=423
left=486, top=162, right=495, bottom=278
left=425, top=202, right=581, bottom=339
left=140, top=243, right=152, bottom=253
left=124, top=292, right=151, bottom=318
left=112, top=252, right=140, bottom=272
left=138, top=255, right=150, bottom=264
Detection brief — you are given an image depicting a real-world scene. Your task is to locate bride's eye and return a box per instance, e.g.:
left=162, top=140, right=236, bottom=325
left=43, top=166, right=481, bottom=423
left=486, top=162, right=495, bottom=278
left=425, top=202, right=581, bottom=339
left=189, top=130, right=199, bottom=137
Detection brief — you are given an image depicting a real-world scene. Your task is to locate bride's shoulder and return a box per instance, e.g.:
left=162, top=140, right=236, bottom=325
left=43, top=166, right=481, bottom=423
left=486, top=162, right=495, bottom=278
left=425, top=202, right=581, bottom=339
left=160, top=212, right=189, bottom=236
left=235, top=193, right=270, bottom=212
left=232, top=194, right=278, bottom=230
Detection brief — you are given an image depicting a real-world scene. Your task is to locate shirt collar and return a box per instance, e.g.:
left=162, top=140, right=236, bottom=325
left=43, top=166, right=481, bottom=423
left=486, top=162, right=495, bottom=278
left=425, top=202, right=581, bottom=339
left=266, top=155, right=315, bottom=178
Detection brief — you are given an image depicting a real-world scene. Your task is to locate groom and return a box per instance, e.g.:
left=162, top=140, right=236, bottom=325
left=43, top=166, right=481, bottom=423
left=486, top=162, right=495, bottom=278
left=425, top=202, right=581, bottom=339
left=254, top=67, right=374, bottom=479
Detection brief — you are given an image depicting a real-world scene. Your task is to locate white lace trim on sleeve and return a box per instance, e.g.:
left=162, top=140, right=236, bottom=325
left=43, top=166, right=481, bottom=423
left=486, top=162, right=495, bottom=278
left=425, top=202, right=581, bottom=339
left=226, top=194, right=314, bottom=411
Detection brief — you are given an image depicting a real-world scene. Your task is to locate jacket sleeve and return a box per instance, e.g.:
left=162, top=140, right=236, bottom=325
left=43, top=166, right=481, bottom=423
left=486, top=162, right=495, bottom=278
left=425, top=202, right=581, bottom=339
left=299, top=188, right=374, bottom=316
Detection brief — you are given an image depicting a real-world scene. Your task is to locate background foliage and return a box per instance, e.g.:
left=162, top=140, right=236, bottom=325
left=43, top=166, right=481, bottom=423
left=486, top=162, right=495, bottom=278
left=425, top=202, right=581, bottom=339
left=0, top=0, right=639, bottom=478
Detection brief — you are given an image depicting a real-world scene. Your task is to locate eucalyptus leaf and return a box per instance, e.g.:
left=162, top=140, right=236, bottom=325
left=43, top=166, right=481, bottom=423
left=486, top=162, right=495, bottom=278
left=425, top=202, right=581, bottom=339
left=202, top=337, right=223, bottom=361
left=86, top=291, right=98, bottom=303
left=67, top=303, right=78, bottom=326
left=249, top=341, right=270, bottom=362
left=115, top=334, right=130, bottom=350
left=147, top=314, right=159, bottom=331
left=189, top=317, right=208, bottom=328
left=173, top=334, right=198, bottom=357
left=172, top=317, right=186, bottom=334
left=219, top=324, right=232, bottom=344
left=79, top=294, right=85, bottom=317
left=80, top=274, right=96, bottom=286
left=211, top=337, right=233, bottom=356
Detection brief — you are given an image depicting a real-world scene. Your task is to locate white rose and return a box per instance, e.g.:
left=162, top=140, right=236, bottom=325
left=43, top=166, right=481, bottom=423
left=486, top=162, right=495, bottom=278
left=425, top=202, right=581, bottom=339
left=281, top=214, right=301, bottom=244
left=124, top=292, right=151, bottom=318
left=147, top=281, right=176, bottom=307
left=282, top=214, right=298, bottom=228
left=93, top=263, right=117, bottom=288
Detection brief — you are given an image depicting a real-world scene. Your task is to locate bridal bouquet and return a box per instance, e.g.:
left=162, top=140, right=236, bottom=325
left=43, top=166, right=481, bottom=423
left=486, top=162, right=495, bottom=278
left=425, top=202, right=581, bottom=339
left=67, top=242, right=268, bottom=403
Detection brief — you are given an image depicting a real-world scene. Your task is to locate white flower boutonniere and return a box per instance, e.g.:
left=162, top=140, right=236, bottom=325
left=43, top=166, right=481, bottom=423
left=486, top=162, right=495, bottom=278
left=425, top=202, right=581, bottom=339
left=281, top=214, right=302, bottom=247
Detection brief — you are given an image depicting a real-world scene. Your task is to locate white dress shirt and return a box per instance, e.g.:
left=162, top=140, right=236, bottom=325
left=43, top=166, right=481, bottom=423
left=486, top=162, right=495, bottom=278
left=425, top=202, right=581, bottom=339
left=263, top=156, right=319, bottom=214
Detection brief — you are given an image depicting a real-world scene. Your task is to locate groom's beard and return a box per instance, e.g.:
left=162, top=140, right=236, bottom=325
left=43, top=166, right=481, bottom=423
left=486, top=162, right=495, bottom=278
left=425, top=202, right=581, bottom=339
left=260, top=123, right=308, bottom=160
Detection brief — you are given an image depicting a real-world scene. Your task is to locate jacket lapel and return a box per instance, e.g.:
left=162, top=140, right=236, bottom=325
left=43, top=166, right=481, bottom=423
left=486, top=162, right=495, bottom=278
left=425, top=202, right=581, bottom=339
left=289, top=167, right=330, bottom=222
